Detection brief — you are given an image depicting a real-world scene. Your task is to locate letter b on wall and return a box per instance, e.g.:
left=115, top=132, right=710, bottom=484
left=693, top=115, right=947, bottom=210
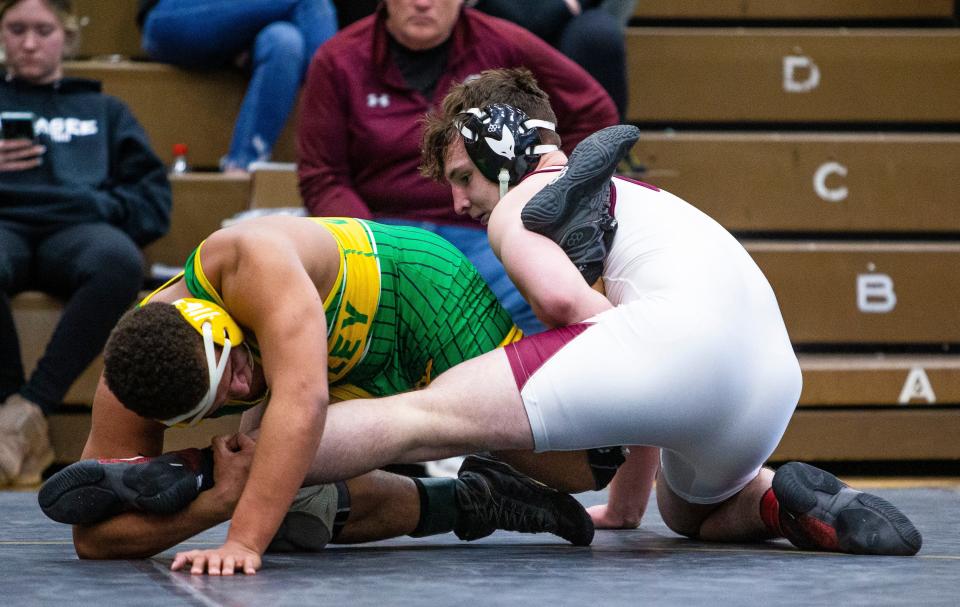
left=857, top=273, right=897, bottom=313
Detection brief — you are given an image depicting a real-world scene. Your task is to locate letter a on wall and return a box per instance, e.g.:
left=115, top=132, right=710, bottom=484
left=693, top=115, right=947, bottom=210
left=898, top=367, right=936, bottom=404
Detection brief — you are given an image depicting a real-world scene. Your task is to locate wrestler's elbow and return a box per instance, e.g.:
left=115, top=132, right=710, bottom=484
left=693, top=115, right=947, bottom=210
left=531, top=292, right=582, bottom=328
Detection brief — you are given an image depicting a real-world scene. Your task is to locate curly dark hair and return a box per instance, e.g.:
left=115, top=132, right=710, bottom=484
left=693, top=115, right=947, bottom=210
left=420, top=67, right=560, bottom=183
left=103, top=303, right=208, bottom=421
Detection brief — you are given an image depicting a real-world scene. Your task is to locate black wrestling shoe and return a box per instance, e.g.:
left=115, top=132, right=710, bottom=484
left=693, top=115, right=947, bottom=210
left=38, top=448, right=210, bottom=525
left=521, top=124, right=639, bottom=285
left=772, top=462, right=922, bottom=556
left=453, top=455, right=594, bottom=546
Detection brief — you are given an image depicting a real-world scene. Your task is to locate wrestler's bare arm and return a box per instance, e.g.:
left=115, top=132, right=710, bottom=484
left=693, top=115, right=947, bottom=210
left=588, top=446, right=660, bottom=529
left=73, top=433, right=253, bottom=559
left=488, top=180, right=612, bottom=327
left=201, top=227, right=330, bottom=559
left=73, top=377, right=233, bottom=559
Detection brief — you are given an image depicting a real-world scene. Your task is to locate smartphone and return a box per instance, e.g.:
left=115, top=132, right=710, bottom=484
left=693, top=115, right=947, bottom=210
left=0, top=111, right=37, bottom=141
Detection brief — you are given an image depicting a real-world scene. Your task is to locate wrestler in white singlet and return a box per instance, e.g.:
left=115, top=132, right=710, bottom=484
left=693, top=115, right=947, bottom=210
left=506, top=175, right=802, bottom=504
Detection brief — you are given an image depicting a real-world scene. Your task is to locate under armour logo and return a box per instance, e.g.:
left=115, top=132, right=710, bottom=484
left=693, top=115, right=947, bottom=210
left=367, top=93, right=390, bottom=108
left=485, top=128, right=515, bottom=160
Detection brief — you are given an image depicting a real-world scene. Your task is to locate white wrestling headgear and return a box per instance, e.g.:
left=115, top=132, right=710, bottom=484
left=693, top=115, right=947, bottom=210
left=161, top=298, right=245, bottom=427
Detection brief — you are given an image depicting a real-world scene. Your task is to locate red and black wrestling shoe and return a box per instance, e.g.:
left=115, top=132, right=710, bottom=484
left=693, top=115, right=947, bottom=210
left=768, top=462, right=922, bottom=556
left=38, top=448, right=212, bottom=525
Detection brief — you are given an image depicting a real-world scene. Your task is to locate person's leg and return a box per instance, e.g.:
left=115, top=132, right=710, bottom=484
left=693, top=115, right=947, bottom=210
left=222, top=22, right=305, bottom=170
left=290, top=0, right=338, bottom=59
left=141, top=0, right=309, bottom=65
left=656, top=467, right=774, bottom=543
left=434, top=224, right=545, bottom=335
left=0, top=226, right=31, bottom=404
left=26, top=224, right=143, bottom=412
left=658, top=462, right=923, bottom=556
left=491, top=450, right=595, bottom=493
left=305, top=349, right=535, bottom=484
left=0, top=226, right=33, bottom=483
left=284, top=457, right=592, bottom=548
left=557, top=9, right=628, bottom=118
left=43, top=447, right=593, bottom=546
left=492, top=447, right=633, bottom=494
left=599, top=0, right=638, bottom=28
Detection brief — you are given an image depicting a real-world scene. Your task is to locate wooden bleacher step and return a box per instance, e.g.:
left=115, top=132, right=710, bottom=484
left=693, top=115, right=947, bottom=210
left=62, top=61, right=298, bottom=169
left=624, top=27, right=960, bottom=123
left=629, top=132, right=960, bottom=234
left=74, top=0, right=143, bottom=60
left=634, top=0, right=956, bottom=21
left=747, top=241, right=960, bottom=345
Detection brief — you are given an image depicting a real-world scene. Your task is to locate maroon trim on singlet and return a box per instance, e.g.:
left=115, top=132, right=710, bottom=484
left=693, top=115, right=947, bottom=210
left=503, top=323, right=592, bottom=390
left=520, top=166, right=564, bottom=184
left=614, top=175, right=660, bottom=192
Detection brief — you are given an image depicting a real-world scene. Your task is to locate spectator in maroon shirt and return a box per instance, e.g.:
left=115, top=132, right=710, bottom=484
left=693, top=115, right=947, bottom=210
left=298, top=0, right=618, bottom=335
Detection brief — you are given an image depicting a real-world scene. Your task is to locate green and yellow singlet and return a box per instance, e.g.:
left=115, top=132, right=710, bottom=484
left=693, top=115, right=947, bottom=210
left=147, top=217, right=520, bottom=412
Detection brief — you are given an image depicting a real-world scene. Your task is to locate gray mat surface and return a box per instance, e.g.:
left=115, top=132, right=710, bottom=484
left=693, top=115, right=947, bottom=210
left=1, top=486, right=957, bottom=606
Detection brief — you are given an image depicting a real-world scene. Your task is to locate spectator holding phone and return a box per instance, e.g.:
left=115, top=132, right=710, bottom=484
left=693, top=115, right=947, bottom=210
left=0, top=0, right=171, bottom=485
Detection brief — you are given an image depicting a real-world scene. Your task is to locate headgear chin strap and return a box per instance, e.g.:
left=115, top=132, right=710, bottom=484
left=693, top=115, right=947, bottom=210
left=162, top=298, right=245, bottom=427
left=456, top=103, right=558, bottom=198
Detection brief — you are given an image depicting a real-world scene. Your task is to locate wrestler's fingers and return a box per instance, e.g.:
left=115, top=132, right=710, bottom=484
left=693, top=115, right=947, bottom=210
left=206, top=554, right=222, bottom=576
left=171, top=550, right=195, bottom=571
left=190, top=553, right=209, bottom=575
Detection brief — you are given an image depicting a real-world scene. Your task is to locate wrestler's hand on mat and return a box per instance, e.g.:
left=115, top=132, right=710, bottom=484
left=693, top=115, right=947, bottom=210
left=209, top=433, right=256, bottom=516
left=586, top=504, right=641, bottom=529
left=171, top=539, right=262, bottom=576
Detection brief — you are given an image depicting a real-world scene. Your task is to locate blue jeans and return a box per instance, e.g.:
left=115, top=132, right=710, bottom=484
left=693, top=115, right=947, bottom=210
left=142, top=0, right=338, bottom=169
left=377, top=220, right=545, bottom=335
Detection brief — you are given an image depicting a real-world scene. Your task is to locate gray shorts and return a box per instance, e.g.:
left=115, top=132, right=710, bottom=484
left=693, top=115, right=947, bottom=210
left=266, top=482, right=350, bottom=552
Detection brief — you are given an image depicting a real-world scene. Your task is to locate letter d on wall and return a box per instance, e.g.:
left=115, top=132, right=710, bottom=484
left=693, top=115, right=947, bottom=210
left=783, top=55, right=821, bottom=93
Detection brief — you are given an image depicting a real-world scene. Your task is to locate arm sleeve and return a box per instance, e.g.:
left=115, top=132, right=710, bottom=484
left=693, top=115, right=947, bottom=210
left=296, top=50, right=374, bottom=219
left=512, top=28, right=620, bottom=151
left=91, top=99, right=172, bottom=247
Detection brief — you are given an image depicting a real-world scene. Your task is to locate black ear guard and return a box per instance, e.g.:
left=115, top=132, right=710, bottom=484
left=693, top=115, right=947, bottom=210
left=456, top=104, right=558, bottom=196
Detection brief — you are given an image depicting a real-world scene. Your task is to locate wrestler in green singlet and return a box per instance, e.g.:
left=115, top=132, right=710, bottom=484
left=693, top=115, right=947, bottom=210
left=148, top=217, right=520, bottom=410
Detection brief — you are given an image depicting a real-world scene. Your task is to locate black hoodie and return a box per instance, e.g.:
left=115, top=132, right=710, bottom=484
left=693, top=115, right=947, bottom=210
left=0, top=75, right=171, bottom=246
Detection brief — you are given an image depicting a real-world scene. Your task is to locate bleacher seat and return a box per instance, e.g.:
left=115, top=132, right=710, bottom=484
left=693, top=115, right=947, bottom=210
left=74, top=0, right=142, bottom=60
left=248, top=163, right=302, bottom=209
left=749, top=241, right=960, bottom=345
left=624, top=28, right=960, bottom=123
left=629, top=132, right=960, bottom=233
left=634, top=0, right=956, bottom=21
left=145, top=173, right=251, bottom=268
left=63, top=61, right=298, bottom=169
left=797, top=353, right=960, bottom=406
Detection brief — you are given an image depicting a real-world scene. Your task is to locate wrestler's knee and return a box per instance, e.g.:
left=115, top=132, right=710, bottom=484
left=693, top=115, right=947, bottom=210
left=655, top=475, right=710, bottom=539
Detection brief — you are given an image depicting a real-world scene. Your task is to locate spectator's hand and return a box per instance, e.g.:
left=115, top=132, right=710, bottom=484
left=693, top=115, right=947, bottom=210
left=586, top=503, right=642, bottom=529
left=209, top=433, right=257, bottom=516
left=563, top=0, right=582, bottom=15
left=0, top=138, right=44, bottom=172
